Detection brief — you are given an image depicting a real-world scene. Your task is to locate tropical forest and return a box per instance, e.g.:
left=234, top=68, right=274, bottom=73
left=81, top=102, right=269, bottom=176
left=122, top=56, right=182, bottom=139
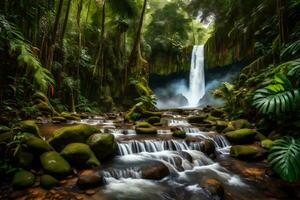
left=1, top=0, right=300, bottom=199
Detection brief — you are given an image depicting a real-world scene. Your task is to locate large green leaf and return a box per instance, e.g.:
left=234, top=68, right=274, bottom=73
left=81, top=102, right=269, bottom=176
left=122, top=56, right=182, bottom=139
left=268, top=137, right=300, bottom=182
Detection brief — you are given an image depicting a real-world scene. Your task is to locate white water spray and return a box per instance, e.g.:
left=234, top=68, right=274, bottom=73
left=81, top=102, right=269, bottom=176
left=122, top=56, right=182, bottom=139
left=184, top=45, right=205, bottom=107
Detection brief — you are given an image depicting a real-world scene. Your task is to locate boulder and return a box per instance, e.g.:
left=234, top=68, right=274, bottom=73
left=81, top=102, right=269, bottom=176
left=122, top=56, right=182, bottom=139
left=172, top=130, right=186, bottom=138
left=19, top=120, right=39, bottom=135
left=135, top=121, right=152, bottom=128
left=12, top=170, right=35, bottom=189
left=261, top=139, right=273, bottom=149
left=141, top=162, right=170, bottom=180
left=225, top=129, right=256, bottom=144
left=223, top=119, right=251, bottom=132
left=230, top=145, right=263, bottom=159
left=40, top=174, right=60, bottom=189
left=203, top=140, right=215, bottom=155
left=48, top=124, right=99, bottom=151
left=215, top=121, right=228, bottom=132
left=61, top=143, right=100, bottom=167
left=86, top=133, right=117, bottom=160
left=147, top=116, right=161, bottom=125
left=136, top=127, right=157, bottom=135
left=23, top=133, right=52, bottom=154
left=40, top=151, right=71, bottom=175
left=77, top=169, right=103, bottom=189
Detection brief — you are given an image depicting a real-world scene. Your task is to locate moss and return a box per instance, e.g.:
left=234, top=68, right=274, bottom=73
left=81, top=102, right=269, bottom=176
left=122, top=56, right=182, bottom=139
left=136, top=127, right=157, bottom=135
left=19, top=120, right=39, bottom=135
left=40, top=174, right=60, bottom=189
left=86, top=133, right=117, bottom=160
left=125, top=105, right=143, bottom=121
left=153, top=122, right=162, bottom=126
left=223, top=119, right=252, bottom=133
left=147, top=116, right=161, bottom=125
left=61, top=143, right=100, bottom=167
left=0, top=126, right=10, bottom=134
left=255, top=132, right=267, bottom=141
left=215, top=121, right=228, bottom=132
left=261, top=139, right=273, bottom=149
left=225, top=129, right=256, bottom=144
left=61, top=112, right=81, bottom=120
left=230, top=145, right=261, bottom=159
left=23, top=133, right=52, bottom=154
left=35, top=102, right=53, bottom=114
left=48, top=124, right=99, bottom=151
left=188, top=114, right=207, bottom=123
left=172, top=130, right=186, bottom=138
left=12, top=170, right=35, bottom=189
left=135, top=77, right=152, bottom=96
left=52, top=116, right=67, bottom=123
left=141, top=110, right=162, bottom=118
left=135, top=121, right=152, bottom=128
left=32, top=92, right=48, bottom=102
left=40, top=151, right=71, bottom=175
left=0, top=132, right=12, bottom=143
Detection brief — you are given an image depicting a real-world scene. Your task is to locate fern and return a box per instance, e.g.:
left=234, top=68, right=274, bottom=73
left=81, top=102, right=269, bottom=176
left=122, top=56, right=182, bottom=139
left=268, top=137, right=300, bottom=182
left=281, top=40, right=300, bottom=57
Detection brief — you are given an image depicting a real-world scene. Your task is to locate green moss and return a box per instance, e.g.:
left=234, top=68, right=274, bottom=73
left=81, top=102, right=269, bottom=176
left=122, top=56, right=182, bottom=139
left=230, top=145, right=261, bottom=159
left=136, top=127, right=157, bottom=135
left=12, top=170, right=35, bottom=189
left=223, top=119, right=251, bottom=133
left=61, top=112, right=81, bottom=120
left=23, top=133, right=52, bottom=154
left=32, top=92, right=48, bottom=102
left=19, top=120, right=39, bottom=135
left=86, top=133, right=117, bottom=160
left=52, top=116, right=67, bottom=123
left=61, top=143, right=100, bottom=167
left=40, top=174, right=60, bottom=189
left=215, top=120, right=228, bottom=132
left=188, top=114, right=207, bottom=123
left=35, top=102, right=52, bottom=114
left=153, top=122, right=162, bottom=126
left=261, top=139, right=273, bottom=149
left=255, top=132, right=267, bottom=141
left=48, top=124, right=99, bottom=151
left=136, top=121, right=152, bottom=128
left=225, top=129, right=256, bottom=144
left=147, top=116, right=161, bottom=125
left=125, top=105, right=143, bottom=121
left=135, top=78, right=152, bottom=96
left=0, top=126, right=10, bottom=134
left=172, top=130, right=186, bottom=138
left=40, top=151, right=71, bottom=175
left=141, top=110, right=162, bottom=118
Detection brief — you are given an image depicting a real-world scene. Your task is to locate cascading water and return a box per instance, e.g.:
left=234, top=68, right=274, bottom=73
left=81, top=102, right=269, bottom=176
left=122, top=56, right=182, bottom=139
left=184, top=45, right=205, bottom=107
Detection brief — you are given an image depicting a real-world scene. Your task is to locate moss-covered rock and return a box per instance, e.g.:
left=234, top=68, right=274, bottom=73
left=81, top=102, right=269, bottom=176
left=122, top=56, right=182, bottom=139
left=48, top=124, right=99, bottom=151
left=211, top=108, right=224, bottom=117
left=215, top=121, right=228, bottom=132
left=40, top=151, right=71, bottom=175
left=223, top=119, right=252, bottom=132
left=86, top=133, right=117, bottom=160
left=255, top=132, right=267, bottom=141
left=125, top=105, right=143, bottom=121
left=17, top=151, right=34, bottom=168
left=12, top=170, right=35, bottom=189
left=135, top=121, right=152, bottom=128
left=261, top=139, right=273, bottom=149
left=203, top=140, right=215, bottom=155
left=147, top=116, right=161, bottom=125
left=0, top=125, right=10, bottom=134
left=23, top=133, right=52, bottom=154
left=61, top=143, right=100, bottom=167
left=35, top=102, right=53, bottom=114
left=225, top=129, right=256, bottom=144
left=153, top=122, right=162, bottom=126
left=40, top=174, right=60, bottom=189
left=52, top=116, right=67, bottom=123
left=230, top=145, right=262, bottom=159
left=141, top=110, right=162, bottom=118
left=61, top=112, right=81, bottom=120
left=136, top=127, right=157, bottom=135
left=19, top=120, right=39, bottom=135
left=32, top=92, right=48, bottom=103
left=172, top=130, right=186, bottom=138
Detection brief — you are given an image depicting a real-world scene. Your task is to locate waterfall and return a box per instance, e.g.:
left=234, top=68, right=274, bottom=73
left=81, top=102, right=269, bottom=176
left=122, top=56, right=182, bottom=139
left=184, top=45, right=205, bottom=107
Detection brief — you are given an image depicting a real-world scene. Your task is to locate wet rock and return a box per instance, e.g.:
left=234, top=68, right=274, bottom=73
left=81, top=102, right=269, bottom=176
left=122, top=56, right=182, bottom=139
left=225, top=129, right=256, bottom=144
left=178, top=151, right=193, bottom=163
left=172, top=130, right=186, bottom=138
left=261, top=139, right=273, bottom=149
left=203, top=179, right=224, bottom=198
left=12, top=170, right=35, bottom=189
left=77, top=169, right=103, bottom=189
left=230, top=145, right=264, bottom=160
left=52, top=116, right=67, bottom=124
left=19, top=120, right=39, bottom=135
left=48, top=124, right=99, bottom=151
left=136, top=127, right=157, bottom=135
left=141, top=163, right=170, bottom=180
left=35, top=102, right=53, bottom=115
left=61, top=143, right=100, bottom=167
left=23, top=133, right=52, bottom=154
left=203, top=140, right=215, bottom=155
left=40, top=174, right=60, bottom=189
left=40, top=151, right=71, bottom=175
left=87, top=133, right=117, bottom=160
left=147, top=116, right=161, bottom=125
left=135, top=121, right=152, bottom=128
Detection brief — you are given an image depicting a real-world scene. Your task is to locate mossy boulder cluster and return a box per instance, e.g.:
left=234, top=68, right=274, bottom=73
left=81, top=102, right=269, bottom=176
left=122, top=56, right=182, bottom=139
left=135, top=121, right=158, bottom=134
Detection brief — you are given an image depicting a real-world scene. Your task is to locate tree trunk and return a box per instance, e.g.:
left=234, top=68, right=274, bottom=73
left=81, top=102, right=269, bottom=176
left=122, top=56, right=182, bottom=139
left=60, top=0, right=72, bottom=48
left=277, top=0, right=288, bottom=46
left=127, top=0, right=148, bottom=76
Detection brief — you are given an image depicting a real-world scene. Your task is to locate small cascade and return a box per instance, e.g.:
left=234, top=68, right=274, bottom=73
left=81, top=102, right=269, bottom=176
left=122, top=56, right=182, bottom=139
left=157, top=129, right=172, bottom=135
left=179, top=127, right=201, bottom=135
left=103, top=168, right=142, bottom=180
left=168, top=119, right=190, bottom=126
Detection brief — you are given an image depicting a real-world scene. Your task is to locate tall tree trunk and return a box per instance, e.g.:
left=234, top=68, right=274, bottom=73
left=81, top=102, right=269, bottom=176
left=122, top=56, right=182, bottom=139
left=277, top=0, right=288, bottom=46
left=45, top=0, right=64, bottom=70
left=127, top=0, right=148, bottom=77
left=60, top=0, right=72, bottom=48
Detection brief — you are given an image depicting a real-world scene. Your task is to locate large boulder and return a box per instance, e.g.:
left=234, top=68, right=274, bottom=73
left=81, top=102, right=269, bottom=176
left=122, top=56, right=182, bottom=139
left=203, top=140, right=215, bottom=156
left=19, top=120, right=39, bottom=135
left=61, top=143, right=100, bottom=167
left=223, top=119, right=251, bottom=132
left=40, top=151, right=71, bottom=175
left=77, top=169, right=104, bottom=189
left=61, top=112, right=81, bottom=120
left=225, top=129, right=256, bottom=144
left=230, top=145, right=263, bottom=160
left=135, top=121, right=152, bottom=128
left=86, top=133, right=117, bottom=160
left=23, top=133, right=52, bottom=154
left=136, top=127, right=157, bottom=135
left=40, top=174, right=60, bottom=189
left=141, top=162, right=170, bottom=180
left=12, top=170, right=35, bottom=189
left=48, top=124, right=99, bottom=151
